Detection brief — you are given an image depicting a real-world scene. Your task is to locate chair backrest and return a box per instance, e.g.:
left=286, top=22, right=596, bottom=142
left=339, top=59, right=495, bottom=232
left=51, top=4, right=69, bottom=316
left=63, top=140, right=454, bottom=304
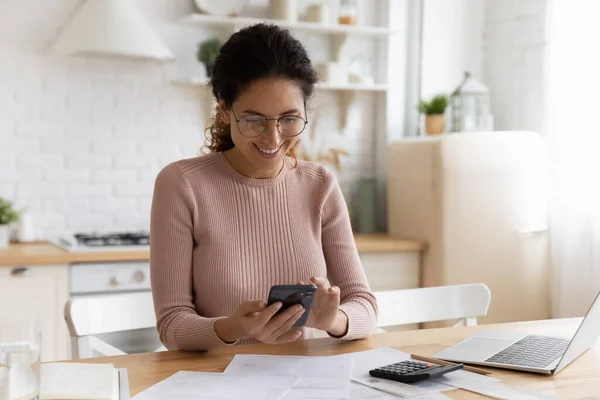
left=64, top=292, right=165, bottom=359
left=375, top=283, right=491, bottom=329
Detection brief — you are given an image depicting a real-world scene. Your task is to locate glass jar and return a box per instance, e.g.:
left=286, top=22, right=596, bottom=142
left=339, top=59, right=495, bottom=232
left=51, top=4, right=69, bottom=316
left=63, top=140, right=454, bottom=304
left=338, top=0, right=358, bottom=25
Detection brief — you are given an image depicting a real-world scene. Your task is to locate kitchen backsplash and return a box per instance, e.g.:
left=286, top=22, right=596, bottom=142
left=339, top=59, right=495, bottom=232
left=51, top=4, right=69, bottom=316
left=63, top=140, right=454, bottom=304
left=0, top=0, right=377, bottom=237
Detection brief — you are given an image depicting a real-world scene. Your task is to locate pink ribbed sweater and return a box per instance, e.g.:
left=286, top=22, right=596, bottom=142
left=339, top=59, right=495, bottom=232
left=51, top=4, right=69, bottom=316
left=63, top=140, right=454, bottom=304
left=150, top=152, right=377, bottom=351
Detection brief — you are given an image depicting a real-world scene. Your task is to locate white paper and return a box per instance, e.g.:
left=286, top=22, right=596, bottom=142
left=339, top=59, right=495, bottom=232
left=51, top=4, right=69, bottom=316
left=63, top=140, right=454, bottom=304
left=352, top=375, right=433, bottom=398
left=224, top=354, right=353, bottom=400
left=224, top=354, right=352, bottom=379
left=448, top=382, right=559, bottom=400
left=350, top=347, right=455, bottom=398
left=411, top=393, right=453, bottom=400
left=431, top=369, right=500, bottom=387
left=131, top=371, right=299, bottom=400
left=350, top=383, right=451, bottom=400
left=118, top=369, right=130, bottom=400
left=350, top=347, right=412, bottom=378
left=281, top=377, right=350, bottom=400
left=40, top=362, right=118, bottom=400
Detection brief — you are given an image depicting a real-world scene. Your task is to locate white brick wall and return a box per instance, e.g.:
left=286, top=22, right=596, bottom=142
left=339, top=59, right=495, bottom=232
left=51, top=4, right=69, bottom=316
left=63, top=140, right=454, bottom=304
left=1, top=0, right=378, bottom=237
left=483, top=0, right=549, bottom=135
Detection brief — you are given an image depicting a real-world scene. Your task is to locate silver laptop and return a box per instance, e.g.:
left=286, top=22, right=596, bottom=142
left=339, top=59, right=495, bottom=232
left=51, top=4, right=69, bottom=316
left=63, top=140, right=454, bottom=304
left=434, top=290, right=600, bottom=375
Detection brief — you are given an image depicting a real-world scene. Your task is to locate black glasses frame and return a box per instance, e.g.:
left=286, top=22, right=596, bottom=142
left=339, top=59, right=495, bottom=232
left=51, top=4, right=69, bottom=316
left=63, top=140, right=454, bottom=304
left=230, top=105, right=308, bottom=138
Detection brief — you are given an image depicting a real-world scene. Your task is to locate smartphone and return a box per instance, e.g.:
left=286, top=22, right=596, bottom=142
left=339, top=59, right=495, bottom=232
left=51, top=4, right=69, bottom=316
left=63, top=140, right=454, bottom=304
left=267, top=284, right=317, bottom=327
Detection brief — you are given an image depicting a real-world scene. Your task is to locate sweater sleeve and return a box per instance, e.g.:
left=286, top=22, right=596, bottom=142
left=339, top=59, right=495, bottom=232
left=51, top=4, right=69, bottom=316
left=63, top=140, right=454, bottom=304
left=150, top=162, right=233, bottom=351
left=320, top=170, right=378, bottom=340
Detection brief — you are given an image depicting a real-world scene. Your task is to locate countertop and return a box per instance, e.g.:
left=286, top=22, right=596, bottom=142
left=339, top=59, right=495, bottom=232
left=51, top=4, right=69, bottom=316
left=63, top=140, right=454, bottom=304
left=0, top=234, right=425, bottom=267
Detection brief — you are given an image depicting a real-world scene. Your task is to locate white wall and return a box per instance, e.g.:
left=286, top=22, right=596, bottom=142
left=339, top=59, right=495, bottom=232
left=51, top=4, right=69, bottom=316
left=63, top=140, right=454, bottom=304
left=483, top=0, right=549, bottom=134
left=420, top=0, right=486, bottom=99
left=0, top=0, right=384, bottom=237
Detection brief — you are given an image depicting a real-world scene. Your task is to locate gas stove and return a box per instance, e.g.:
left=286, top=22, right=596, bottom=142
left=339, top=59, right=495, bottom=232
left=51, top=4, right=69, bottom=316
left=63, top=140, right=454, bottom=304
left=53, top=231, right=150, bottom=252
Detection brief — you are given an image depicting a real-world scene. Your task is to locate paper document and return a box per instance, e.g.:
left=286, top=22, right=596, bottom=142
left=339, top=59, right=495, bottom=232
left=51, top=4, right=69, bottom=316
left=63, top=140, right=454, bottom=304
left=131, top=371, right=299, bottom=400
left=281, top=377, right=350, bottom=400
left=350, top=381, right=452, bottom=400
left=40, top=362, right=119, bottom=400
left=446, top=382, right=559, bottom=400
left=118, top=369, right=130, bottom=400
left=350, top=381, right=405, bottom=399
left=224, top=353, right=352, bottom=378
left=431, top=369, right=500, bottom=387
left=224, top=354, right=353, bottom=400
left=350, top=347, right=455, bottom=398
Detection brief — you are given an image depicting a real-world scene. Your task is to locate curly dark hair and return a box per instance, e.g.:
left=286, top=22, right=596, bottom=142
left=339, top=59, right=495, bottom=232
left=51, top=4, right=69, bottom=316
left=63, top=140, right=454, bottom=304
left=204, top=23, right=318, bottom=158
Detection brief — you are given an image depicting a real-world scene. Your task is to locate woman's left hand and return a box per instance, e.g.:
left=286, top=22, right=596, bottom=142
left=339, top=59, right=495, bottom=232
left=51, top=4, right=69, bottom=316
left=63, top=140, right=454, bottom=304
left=300, top=277, right=348, bottom=337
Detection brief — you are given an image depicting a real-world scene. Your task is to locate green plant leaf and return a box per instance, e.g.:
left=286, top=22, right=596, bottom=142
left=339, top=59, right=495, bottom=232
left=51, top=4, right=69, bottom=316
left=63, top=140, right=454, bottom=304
left=197, top=38, right=222, bottom=65
left=0, top=197, right=20, bottom=225
left=418, top=93, right=449, bottom=115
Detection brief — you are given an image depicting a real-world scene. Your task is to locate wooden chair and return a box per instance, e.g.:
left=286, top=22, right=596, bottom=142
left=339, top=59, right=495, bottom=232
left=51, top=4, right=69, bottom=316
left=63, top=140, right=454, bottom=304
left=375, top=283, right=491, bottom=331
left=64, top=292, right=166, bottom=359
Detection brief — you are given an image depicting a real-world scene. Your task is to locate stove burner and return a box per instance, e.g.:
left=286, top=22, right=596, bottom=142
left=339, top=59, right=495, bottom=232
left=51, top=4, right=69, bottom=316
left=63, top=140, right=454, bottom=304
left=73, top=231, right=150, bottom=247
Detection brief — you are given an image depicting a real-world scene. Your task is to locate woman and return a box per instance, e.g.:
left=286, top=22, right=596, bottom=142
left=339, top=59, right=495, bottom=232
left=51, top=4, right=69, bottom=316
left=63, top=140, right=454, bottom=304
left=150, top=23, right=377, bottom=351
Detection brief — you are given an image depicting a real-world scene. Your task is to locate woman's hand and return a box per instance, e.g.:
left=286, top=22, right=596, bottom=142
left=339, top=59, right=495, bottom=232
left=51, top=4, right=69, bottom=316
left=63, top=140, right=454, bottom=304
left=215, top=300, right=305, bottom=344
left=301, top=277, right=349, bottom=337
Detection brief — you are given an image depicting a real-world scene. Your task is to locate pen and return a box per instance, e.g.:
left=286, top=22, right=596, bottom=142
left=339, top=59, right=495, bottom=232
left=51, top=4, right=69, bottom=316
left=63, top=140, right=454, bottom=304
left=410, top=354, right=492, bottom=375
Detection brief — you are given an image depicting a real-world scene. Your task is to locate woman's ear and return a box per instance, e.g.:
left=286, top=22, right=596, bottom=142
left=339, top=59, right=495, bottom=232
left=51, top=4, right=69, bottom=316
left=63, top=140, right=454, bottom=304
left=218, top=99, right=231, bottom=124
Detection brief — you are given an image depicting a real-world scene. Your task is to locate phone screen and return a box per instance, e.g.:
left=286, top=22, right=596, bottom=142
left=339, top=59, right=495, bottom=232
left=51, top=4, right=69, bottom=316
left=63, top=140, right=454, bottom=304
left=267, top=284, right=317, bottom=327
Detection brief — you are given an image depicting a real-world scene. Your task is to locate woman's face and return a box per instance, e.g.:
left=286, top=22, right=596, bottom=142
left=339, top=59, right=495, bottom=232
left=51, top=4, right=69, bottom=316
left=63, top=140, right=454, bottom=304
left=219, top=77, right=306, bottom=178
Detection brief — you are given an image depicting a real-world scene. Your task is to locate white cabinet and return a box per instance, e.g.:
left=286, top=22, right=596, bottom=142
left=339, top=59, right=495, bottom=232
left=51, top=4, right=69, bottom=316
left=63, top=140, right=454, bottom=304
left=360, top=252, right=420, bottom=292
left=361, top=252, right=421, bottom=332
left=0, top=265, right=70, bottom=362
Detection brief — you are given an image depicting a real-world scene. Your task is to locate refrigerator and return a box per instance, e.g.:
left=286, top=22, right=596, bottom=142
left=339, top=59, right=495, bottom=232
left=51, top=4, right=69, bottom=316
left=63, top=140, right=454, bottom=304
left=387, top=131, right=550, bottom=325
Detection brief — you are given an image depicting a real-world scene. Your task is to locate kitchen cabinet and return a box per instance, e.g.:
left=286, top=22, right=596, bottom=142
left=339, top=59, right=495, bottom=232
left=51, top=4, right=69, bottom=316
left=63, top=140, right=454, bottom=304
left=315, top=251, right=421, bottom=337
left=360, top=252, right=420, bottom=292
left=0, top=264, right=70, bottom=362
left=361, top=252, right=420, bottom=332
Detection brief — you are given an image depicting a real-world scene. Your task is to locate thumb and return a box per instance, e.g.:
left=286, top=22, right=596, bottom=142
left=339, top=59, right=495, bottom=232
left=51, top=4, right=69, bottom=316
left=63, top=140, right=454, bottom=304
left=239, top=300, right=266, bottom=315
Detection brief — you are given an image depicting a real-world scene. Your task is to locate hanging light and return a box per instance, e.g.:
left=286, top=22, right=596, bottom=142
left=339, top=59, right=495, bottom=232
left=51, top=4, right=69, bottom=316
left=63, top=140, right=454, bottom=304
left=52, top=0, right=175, bottom=62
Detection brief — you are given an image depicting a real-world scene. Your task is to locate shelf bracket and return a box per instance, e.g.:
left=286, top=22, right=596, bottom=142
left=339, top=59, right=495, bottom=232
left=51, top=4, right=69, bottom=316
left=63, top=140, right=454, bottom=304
left=337, top=90, right=356, bottom=131
left=330, top=33, right=348, bottom=63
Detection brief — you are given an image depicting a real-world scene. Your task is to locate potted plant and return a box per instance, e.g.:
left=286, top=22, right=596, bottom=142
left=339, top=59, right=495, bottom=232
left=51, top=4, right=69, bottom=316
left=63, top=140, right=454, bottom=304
left=418, top=94, right=449, bottom=135
left=0, top=197, right=20, bottom=248
left=197, top=38, right=222, bottom=78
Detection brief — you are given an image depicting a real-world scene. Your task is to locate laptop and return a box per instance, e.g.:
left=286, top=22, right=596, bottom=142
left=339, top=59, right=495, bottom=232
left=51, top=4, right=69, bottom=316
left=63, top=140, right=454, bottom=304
left=433, top=290, right=600, bottom=375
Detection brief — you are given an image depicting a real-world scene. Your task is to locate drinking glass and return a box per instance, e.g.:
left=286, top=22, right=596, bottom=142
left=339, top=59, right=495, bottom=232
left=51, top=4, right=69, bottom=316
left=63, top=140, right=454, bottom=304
left=0, top=320, right=41, bottom=400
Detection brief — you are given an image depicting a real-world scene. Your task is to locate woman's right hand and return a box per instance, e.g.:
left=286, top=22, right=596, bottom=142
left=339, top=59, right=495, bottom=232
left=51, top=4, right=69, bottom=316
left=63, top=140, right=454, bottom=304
left=215, top=300, right=305, bottom=344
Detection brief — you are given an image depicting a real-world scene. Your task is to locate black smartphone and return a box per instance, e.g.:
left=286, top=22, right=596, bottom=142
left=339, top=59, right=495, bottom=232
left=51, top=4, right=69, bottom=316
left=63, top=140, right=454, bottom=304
left=267, top=284, right=317, bottom=327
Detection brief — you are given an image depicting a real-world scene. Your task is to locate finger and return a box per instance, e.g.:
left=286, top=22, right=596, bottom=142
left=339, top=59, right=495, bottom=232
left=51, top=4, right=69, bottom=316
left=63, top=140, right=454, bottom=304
left=328, top=286, right=341, bottom=296
left=239, top=300, right=267, bottom=315
left=256, top=305, right=302, bottom=343
left=310, top=276, right=329, bottom=290
left=254, top=301, right=284, bottom=326
left=276, top=328, right=303, bottom=343
left=269, top=307, right=305, bottom=340
left=262, top=304, right=304, bottom=336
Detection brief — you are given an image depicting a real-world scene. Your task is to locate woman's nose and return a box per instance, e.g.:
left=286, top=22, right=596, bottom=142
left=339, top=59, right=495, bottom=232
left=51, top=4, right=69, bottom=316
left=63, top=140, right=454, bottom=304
left=263, top=120, right=282, bottom=145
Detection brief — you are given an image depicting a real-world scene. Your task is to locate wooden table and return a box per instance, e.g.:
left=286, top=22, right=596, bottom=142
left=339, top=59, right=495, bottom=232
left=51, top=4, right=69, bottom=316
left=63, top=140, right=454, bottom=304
left=79, top=318, right=599, bottom=399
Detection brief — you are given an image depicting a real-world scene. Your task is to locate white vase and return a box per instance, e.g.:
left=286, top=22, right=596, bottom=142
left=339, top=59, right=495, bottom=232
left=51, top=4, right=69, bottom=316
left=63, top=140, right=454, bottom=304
left=270, top=0, right=297, bottom=22
left=0, top=224, right=10, bottom=249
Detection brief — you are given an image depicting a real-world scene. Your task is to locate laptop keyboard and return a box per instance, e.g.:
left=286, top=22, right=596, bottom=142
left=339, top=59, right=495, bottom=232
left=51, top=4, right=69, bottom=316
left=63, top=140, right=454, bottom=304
left=485, top=335, right=570, bottom=368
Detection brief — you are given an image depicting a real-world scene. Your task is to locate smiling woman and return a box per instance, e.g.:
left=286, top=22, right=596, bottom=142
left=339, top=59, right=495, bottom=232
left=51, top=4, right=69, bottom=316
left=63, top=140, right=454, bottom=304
left=149, top=23, right=378, bottom=351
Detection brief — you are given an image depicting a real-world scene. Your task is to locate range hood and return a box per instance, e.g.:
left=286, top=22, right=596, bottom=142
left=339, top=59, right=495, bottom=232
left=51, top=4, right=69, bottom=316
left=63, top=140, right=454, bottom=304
left=53, top=0, right=175, bottom=62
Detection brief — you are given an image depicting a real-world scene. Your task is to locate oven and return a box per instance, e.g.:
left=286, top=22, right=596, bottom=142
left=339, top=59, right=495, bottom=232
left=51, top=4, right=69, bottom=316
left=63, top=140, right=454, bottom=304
left=69, top=260, right=162, bottom=355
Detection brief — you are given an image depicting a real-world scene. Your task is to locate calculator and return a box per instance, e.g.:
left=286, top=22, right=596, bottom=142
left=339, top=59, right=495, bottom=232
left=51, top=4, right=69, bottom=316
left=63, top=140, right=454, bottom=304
left=369, top=360, right=464, bottom=384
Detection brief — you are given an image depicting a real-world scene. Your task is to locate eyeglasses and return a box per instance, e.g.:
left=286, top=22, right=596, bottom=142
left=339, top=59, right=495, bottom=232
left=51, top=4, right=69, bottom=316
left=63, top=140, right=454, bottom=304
left=230, top=106, right=308, bottom=138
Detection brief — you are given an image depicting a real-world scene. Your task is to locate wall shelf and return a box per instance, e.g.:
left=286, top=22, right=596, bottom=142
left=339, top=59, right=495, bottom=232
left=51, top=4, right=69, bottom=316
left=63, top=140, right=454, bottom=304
left=171, top=78, right=390, bottom=92
left=179, top=13, right=397, bottom=38
left=171, top=78, right=389, bottom=131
